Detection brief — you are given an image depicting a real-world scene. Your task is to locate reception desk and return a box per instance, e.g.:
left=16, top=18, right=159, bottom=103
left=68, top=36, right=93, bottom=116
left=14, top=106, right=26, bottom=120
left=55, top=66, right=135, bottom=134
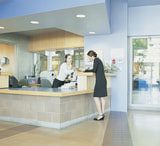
left=0, top=73, right=114, bottom=129
left=77, top=72, right=115, bottom=90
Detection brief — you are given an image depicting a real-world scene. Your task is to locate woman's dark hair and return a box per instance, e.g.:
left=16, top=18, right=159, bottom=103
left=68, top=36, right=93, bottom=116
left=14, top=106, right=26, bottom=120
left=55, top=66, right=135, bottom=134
left=64, top=54, right=71, bottom=62
left=87, top=50, right=97, bottom=57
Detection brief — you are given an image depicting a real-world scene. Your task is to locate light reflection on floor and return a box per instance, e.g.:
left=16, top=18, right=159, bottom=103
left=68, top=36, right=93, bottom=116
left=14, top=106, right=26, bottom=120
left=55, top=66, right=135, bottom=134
left=128, top=111, right=160, bottom=146
left=132, top=87, right=160, bottom=105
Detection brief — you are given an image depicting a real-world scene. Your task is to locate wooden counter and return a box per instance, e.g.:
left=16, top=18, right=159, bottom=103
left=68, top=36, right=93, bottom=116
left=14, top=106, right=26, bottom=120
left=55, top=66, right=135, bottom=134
left=0, top=72, right=114, bottom=129
left=77, top=72, right=116, bottom=77
left=0, top=87, right=110, bottom=129
left=0, top=87, right=93, bottom=97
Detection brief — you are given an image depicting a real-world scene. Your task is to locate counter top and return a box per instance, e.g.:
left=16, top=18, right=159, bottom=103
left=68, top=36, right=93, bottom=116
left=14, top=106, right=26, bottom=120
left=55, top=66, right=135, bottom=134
left=77, top=71, right=116, bottom=77
left=77, top=72, right=94, bottom=76
left=0, top=87, right=93, bottom=97
left=0, top=72, right=11, bottom=76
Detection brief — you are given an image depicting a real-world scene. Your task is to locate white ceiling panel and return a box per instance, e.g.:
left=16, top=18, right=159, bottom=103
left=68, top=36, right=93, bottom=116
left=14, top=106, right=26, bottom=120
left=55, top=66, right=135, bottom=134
left=0, top=3, right=110, bottom=36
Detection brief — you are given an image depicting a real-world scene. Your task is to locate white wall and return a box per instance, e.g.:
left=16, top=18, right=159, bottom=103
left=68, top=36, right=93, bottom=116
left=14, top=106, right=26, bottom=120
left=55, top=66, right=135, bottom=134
left=84, top=0, right=128, bottom=112
left=84, top=35, right=111, bottom=64
left=129, top=5, right=160, bottom=36
left=0, top=34, right=33, bottom=80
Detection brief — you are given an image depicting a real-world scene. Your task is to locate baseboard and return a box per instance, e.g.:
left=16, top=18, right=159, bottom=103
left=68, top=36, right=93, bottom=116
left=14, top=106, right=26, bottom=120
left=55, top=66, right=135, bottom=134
left=0, top=108, right=110, bottom=129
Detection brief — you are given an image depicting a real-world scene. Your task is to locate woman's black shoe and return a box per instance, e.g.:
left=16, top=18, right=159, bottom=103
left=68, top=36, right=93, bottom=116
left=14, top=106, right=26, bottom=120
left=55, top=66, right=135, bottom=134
left=94, top=115, right=104, bottom=121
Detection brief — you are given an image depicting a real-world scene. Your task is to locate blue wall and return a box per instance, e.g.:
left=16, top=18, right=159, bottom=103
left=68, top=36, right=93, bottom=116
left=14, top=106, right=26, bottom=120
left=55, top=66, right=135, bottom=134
left=0, top=0, right=105, bottom=19
left=85, top=0, right=128, bottom=112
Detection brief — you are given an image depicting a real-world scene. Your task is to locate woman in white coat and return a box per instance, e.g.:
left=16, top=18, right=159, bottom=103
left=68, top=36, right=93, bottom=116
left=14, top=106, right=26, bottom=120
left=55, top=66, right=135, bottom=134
left=52, top=54, right=76, bottom=88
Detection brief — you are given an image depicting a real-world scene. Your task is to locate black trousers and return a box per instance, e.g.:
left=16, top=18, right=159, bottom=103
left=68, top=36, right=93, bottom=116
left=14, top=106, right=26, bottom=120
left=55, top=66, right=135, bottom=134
left=52, top=78, right=65, bottom=88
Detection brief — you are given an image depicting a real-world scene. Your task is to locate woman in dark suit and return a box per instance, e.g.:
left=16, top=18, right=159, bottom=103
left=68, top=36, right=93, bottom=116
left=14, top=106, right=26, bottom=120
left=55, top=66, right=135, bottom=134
left=85, top=50, right=107, bottom=121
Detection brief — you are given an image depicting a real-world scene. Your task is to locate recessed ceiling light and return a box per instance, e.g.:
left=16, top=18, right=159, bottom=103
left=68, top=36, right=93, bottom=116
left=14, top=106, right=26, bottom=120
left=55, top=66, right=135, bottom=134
left=30, top=21, right=39, bottom=24
left=89, top=31, right=96, bottom=34
left=76, top=14, right=86, bottom=18
left=0, top=26, right=5, bottom=29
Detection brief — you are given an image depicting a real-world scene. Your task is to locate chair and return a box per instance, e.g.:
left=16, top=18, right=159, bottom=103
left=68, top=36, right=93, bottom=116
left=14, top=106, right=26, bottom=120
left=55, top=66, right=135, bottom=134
left=133, top=78, right=148, bottom=90
left=9, top=76, right=22, bottom=88
left=40, top=79, right=52, bottom=88
left=19, top=79, right=29, bottom=86
left=40, top=71, right=55, bottom=83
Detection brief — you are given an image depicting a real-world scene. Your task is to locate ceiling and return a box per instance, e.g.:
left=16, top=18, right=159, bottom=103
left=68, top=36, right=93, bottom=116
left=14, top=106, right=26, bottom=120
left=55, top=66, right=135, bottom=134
left=128, top=0, right=160, bottom=7
left=0, top=3, right=110, bottom=37
left=1, top=1, right=160, bottom=37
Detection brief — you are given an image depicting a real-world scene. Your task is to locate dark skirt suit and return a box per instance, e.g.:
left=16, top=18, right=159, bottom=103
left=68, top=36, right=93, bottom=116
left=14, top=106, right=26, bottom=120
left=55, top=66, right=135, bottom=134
left=85, top=58, right=107, bottom=97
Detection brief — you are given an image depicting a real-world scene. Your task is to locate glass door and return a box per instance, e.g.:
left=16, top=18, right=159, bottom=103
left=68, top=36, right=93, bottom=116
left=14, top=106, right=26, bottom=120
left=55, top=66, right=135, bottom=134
left=130, top=36, right=160, bottom=108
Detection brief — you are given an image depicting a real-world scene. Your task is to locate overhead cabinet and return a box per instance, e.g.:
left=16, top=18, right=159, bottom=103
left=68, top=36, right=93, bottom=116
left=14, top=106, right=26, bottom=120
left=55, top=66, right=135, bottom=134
left=29, top=30, right=84, bottom=52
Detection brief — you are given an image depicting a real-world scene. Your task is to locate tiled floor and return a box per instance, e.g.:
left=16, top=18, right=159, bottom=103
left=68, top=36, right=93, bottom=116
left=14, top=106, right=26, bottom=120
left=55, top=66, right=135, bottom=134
left=0, top=117, right=108, bottom=146
left=102, top=112, right=133, bottom=146
left=132, top=87, right=160, bottom=105
left=0, top=111, right=160, bottom=146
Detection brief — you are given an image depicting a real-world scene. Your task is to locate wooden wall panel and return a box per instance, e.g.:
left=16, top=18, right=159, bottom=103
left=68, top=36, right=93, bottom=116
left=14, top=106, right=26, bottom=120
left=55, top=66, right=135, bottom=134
left=0, top=44, right=15, bottom=75
left=64, top=31, right=84, bottom=48
left=29, top=30, right=84, bottom=52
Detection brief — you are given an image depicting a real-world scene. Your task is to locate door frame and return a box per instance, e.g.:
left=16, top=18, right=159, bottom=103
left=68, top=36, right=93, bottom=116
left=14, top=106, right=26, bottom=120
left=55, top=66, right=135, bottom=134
left=128, top=36, right=160, bottom=111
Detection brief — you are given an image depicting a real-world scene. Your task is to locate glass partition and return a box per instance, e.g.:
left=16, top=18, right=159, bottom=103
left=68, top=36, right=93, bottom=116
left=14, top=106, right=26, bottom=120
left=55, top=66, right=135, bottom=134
left=33, top=52, right=47, bottom=76
left=34, top=48, right=84, bottom=76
